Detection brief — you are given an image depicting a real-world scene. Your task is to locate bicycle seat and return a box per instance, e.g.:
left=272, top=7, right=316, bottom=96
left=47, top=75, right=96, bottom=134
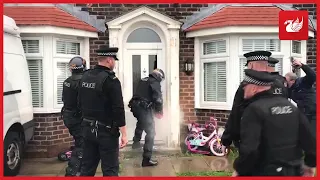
left=190, top=124, right=206, bottom=132
left=207, top=117, right=218, bottom=127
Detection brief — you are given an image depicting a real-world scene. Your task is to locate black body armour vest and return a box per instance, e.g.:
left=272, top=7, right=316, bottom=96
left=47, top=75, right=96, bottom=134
left=79, top=70, right=111, bottom=124
left=62, top=74, right=82, bottom=110
left=248, top=94, right=304, bottom=168
left=291, top=87, right=316, bottom=116
left=132, top=77, right=152, bottom=102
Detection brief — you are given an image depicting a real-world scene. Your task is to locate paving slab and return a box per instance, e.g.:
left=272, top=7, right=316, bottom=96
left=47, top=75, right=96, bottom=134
left=18, top=155, right=232, bottom=176
left=120, top=157, right=176, bottom=176
left=19, top=158, right=67, bottom=175
left=170, top=156, right=212, bottom=173
left=202, top=156, right=233, bottom=172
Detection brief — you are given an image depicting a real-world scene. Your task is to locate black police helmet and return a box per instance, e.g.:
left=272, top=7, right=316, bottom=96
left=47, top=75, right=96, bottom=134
left=68, top=56, right=86, bottom=72
left=152, top=68, right=165, bottom=81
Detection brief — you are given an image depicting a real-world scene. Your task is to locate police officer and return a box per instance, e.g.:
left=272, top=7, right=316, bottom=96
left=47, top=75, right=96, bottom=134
left=285, top=59, right=316, bottom=136
left=62, top=56, right=86, bottom=176
left=266, top=57, right=279, bottom=72
left=128, top=68, right=165, bottom=167
left=267, top=57, right=289, bottom=98
left=232, top=69, right=316, bottom=176
left=78, top=47, right=128, bottom=176
left=222, top=51, right=271, bottom=148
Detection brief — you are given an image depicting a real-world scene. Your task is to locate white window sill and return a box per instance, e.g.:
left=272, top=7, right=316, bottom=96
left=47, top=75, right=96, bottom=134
left=194, top=103, right=232, bottom=111
left=291, top=53, right=303, bottom=58
left=33, top=108, right=62, bottom=114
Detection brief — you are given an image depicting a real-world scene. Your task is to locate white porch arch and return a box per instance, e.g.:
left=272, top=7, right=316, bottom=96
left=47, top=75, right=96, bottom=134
left=106, top=6, right=182, bottom=147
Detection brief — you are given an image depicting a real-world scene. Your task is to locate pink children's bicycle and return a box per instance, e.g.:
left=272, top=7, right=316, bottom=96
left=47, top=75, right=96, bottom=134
left=185, top=117, right=228, bottom=157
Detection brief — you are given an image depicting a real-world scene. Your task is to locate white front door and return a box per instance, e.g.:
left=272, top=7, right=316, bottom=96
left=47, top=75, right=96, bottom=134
left=124, top=49, right=167, bottom=143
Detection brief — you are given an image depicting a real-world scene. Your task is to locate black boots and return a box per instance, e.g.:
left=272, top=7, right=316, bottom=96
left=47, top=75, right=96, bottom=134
left=142, top=158, right=158, bottom=167
left=132, top=142, right=142, bottom=149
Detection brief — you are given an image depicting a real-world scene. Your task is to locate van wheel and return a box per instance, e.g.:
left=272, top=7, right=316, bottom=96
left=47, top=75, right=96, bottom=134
left=4, top=131, right=22, bottom=176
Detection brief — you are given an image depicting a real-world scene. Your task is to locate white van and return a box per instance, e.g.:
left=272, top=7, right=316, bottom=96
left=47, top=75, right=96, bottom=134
left=3, top=15, right=34, bottom=176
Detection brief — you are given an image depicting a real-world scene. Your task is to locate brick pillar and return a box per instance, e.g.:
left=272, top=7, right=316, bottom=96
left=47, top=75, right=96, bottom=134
left=293, top=4, right=317, bottom=66
left=25, top=113, right=73, bottom=158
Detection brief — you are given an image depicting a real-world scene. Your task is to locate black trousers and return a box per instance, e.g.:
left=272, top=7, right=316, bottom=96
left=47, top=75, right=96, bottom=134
left=249, top=164, right=302, bottom=176
left=80, top=124, right=120, bottom=176
left=131, top=105, right=155, bottom=159
left=63, top=111, right=83, bottom=176
left=306, top=115, right=316, bottom=138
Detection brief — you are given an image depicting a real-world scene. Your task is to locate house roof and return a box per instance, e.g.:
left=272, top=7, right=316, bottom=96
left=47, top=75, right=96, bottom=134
left=182, top=4, right=317, bottom=32
left=3, top=6, right=98, bottom=32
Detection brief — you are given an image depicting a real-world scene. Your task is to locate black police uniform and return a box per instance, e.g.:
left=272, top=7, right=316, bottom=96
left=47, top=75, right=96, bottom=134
left=288, top=64, right=316, bottom=136
left=221, top=51, right=272, bottom=147
left=62, top=57, right=86, bottom=176
left=268, top=57, right=289, bottom=99
left=78, top=48, right=126, bottom=176
left=128, top=69, right=164, bottom=166
left=233, top=69, right=316, bottom=176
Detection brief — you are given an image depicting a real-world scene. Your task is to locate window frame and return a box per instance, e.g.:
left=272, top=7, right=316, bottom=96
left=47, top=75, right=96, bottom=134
left=238, top=54, right=285, bottom=77
left=201, top=38, right=229, bottom=58
left=21, top=37, right=44, bottom=57
left=291, top=40, right=303, bottom=57
left=238, top=36, right=283, bottom=56
left=196, top=36, right=230, bottom=110
left=238, top=36, right=285, bottom=76
left=53, top=37, right=82, bottom=59
left=194, top=34, right=307, bottom=111
left=21, top=37, right=45, bottom=112
left=53, top=58, right=72, bottom=109
left=52, top=37, right=84, bottom=109
left=200, top=57, right=229, bottom=107
left=20, top=35, right=90, bottom=113
left=271, top=55, right=285, bottom=75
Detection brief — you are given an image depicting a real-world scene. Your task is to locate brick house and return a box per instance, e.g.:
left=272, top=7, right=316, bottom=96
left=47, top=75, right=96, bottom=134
left=4, top=3, right=317, bottom=158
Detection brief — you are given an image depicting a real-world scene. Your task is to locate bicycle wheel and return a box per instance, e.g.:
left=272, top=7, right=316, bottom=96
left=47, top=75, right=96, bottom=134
left=209, top=138, right=227, bottom=157
left=185, top=133, right=199, bottom=151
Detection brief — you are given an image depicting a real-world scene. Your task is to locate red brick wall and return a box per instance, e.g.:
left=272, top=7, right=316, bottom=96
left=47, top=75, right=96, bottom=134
left=293, top=4, right=317, bottom=70
left=25, top=113, right=73, bottom=158
left=75, top=3, right=209, bottom=67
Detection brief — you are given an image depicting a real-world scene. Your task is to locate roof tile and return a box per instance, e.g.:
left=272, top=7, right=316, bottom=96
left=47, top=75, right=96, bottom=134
left=4, top=6, right=98, bottom=32
left=186, top=6, right=281, bottom=31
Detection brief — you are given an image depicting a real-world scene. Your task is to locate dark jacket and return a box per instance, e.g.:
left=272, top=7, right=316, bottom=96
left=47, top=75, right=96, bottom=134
left=130, top=74, right=163, bottom=114
left=270, top=72, right=289, bottom=98
left=233, top=91, right=316, bottom=176
left=78, top=65, right=126, bottom=127
left=289, top=64, right=316, bottom=117
left=62, top=73, right=83, bottom=111
left=221, top=75, right=288, bottom=147
left=221, top=83, right=245, bottom=147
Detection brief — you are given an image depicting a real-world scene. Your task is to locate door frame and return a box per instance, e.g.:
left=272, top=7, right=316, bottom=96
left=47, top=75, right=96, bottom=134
left=123, top=43, right=167, bottom=142
left=123, top=43, right=165, bottom=106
